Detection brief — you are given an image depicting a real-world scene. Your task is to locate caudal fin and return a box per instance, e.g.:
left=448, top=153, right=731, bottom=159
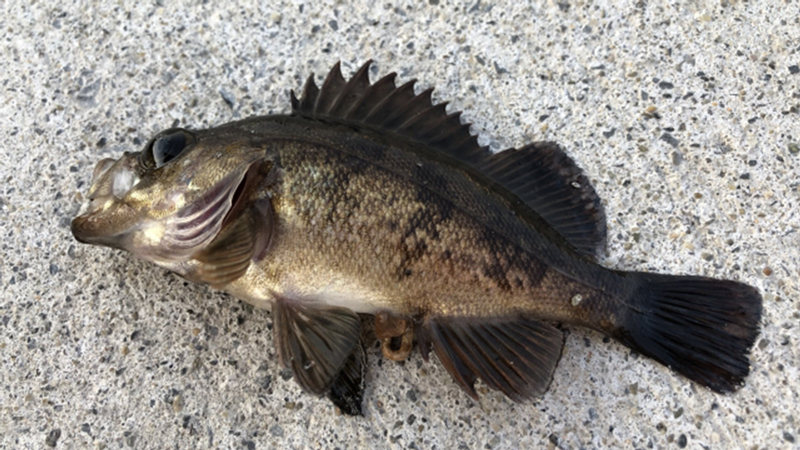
left=615, top=272, right=762, bottom=393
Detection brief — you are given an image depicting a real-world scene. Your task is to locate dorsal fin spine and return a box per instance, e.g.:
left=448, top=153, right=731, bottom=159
left=385, top=88, right=434, bottom=129
left=397, top=103, right=446, bottom=134
left=346, top=73, right=397, bottom=121
left=318, top=62, right=341, bottom=109
left=299, top=74, right=318, bottom=112
left=423, top=112, right=464, bottom=143
left=329, top=60, right=372, bottom=117
left=371, top=81, right=417, bottom=126
left=414, top=112, right=457, bottom=141
left=316, top=61, right=347, bottom=114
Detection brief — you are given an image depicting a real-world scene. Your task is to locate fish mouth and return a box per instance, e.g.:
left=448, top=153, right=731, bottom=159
left=71, top=154, right=142, bottom=247
left=70, top=202, right=137, bottom=248
left=71, top=196, right=139, bottom=250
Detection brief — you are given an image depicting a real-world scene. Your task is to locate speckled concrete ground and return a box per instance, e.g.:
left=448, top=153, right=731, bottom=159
left=2, top=1, right=799, bottom=449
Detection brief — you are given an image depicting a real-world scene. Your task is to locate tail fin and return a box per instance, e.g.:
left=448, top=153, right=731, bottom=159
left=614, top=272, right=762, bottom=393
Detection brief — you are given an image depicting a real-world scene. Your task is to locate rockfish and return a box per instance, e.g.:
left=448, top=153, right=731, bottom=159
left=72, top=61, right=762, bottom=415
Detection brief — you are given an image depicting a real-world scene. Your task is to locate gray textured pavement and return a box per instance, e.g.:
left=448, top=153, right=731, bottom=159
left=1, top=1, right=799, bottom=448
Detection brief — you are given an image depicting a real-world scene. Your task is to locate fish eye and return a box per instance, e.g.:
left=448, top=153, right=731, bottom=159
left=143, top=129, right=194, bottom=169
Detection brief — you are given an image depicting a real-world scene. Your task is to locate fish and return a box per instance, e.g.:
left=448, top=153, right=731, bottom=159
left=72, top=61, right=763, bottom=416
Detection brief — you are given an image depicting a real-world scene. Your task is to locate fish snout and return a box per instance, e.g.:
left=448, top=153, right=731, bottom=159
left=70, top=202, right=135, bottom=250
left=70, top=216, right=90, bottom=244
left=72, top=151, right=144, bottom=245
left=71, top=212, right=105, bottom=245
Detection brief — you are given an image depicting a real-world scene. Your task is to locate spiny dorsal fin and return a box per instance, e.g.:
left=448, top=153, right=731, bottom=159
left=291, top=62, right=606, bottom=257
left=290, top=60, right=491, bottom=166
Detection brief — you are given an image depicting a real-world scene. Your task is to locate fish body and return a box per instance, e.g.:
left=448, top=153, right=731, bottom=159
left=72, top=62, right=762, bottom=415
left=218, top=116, right=610, bottom=321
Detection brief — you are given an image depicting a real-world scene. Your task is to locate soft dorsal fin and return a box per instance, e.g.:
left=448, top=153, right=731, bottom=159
left=482, top=142, right=607, bottom=257
left=291, top=61, right=606, bottom=257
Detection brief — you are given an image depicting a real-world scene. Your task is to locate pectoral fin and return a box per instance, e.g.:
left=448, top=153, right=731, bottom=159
left=273, top=299, right=362, bottom=396
left=419, top=317, right=565, bottom=402
left=193, top=200, right=274, bottom=288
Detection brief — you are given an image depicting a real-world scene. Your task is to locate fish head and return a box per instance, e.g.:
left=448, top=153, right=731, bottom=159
left=72, top=127, right=272, bottom=271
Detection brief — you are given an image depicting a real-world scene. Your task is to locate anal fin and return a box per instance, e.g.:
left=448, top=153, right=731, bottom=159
left=193, top=201, right=273, bottom=288
left=420, top=316, right=565, bottom=402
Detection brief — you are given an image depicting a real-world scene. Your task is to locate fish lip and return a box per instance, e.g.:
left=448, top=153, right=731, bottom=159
left=70, top=218, right=90, bottom=244
left=70, top=201, right=137, bottom=249
left=70, top=217, right=90, bottom=243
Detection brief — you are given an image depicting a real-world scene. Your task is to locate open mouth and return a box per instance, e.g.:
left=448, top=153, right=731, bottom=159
left=71, top=155, right=143, bottom=245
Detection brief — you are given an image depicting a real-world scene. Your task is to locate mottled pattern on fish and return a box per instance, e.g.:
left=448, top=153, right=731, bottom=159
left=72, top=61, right=762, bottom=415
left=221, top=121, right=614, bottom=324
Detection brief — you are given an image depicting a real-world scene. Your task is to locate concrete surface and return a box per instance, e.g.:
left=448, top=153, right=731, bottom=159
left=2, top=0, right=799, bottom=448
